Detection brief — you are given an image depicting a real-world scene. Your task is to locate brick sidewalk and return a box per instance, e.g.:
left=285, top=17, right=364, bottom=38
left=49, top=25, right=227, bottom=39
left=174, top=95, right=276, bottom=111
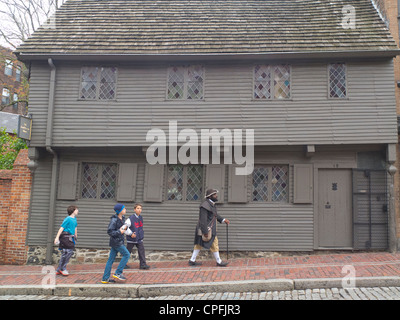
left=1, top=252, right=400, bottom=286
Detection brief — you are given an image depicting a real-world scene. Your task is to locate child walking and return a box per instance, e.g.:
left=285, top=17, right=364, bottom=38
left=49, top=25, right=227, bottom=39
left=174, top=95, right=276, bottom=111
left=125, top=203, right=150, bottom=270
left=101, top=203, right=131, bottom=283
left=54, top=205, right=78, bottom=276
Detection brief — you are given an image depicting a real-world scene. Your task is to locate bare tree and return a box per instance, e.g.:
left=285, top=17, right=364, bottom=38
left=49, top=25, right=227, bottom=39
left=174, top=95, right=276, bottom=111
left=0, top=0, right=67, bottom=49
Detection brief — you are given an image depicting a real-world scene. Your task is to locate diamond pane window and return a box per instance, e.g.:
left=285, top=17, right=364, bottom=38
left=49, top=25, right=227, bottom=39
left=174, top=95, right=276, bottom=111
left=167, top=66, right=204, bottom=100
left=271, top=166, right=288, bottom=202
left=254, top=65, right=291, bottom=100
left=81, top=163, right=118, bottom=200
left=252, top=165, right=289, bottom=203
left=80, top=67, right=98, bottom=99
left=274, top=65, right=291, bottom=99
left=167, top=165, right=204, bottom=202
left=329, top=63, right=346, bottom=98
left=81, top=163, right=99, bottom=199
left=252, top=167, right=269, bottom=201
left=99, top=67, right=117, bottom=100
left=80, top=66, right=117, bottom=100
left=167, top=165, right=184, bottom=200
left=167, top=67, right=185, bottom=99
left=187, top=66, right=204, bottom=100
left=186, top=165, right=203, bottom=201
left=100, top=164, right=117, bottom=199
left=254, top=65, right=271, bottom=99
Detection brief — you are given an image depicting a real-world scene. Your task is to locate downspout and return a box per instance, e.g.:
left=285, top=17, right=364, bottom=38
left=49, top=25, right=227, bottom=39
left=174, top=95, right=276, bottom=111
left=398, top=0, right=400, bottom=44
left=45, top=58, right=58, bottom=264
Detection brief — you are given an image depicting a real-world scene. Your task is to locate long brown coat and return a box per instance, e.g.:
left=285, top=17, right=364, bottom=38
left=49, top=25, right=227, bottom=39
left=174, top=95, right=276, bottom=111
left=194, top=199, right=224, bottom=250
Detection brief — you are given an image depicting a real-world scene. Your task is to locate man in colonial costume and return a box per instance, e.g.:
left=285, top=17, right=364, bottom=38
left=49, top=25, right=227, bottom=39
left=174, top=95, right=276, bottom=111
left=189, top=189, right=230, bottom=267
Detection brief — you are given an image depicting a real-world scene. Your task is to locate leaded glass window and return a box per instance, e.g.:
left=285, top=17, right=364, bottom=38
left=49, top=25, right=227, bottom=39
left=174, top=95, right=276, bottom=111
left=81, top=163, right=117, bottom=200
left=167, top=165, right=184, bottom=200
left=80, top=67, right=117, bottom=100
left=167, top=165, right=203, bottom=201
left=167, top=66, right=204, bottom=100
left=329, top=63, right=347, bottom=98
left=252, top=165, right=288, bottom=202
left=254, top=65, right=291, bottom=100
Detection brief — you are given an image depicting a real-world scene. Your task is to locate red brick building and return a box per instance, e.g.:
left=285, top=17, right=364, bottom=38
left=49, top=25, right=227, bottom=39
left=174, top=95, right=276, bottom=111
left=0, top=46, right=26, bottom=115
left=0, top=150, right=32, bottom=264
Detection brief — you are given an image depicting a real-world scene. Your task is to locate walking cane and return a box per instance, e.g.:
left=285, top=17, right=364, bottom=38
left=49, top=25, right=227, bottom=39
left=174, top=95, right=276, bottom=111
left=226, top=223, right=229, bottom=261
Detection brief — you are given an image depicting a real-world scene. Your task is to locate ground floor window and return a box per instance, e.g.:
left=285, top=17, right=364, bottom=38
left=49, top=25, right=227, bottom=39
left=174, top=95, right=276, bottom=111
left=167, top=165, right=203, bottom=201
left=252, top=165, right=289, bottom=202
left=81, top=163, right=118, bottom=199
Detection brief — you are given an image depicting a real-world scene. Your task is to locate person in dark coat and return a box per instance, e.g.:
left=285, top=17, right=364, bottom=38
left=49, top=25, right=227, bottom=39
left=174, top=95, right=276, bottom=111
left=101, top=204, right=131, bottom=283
left=189, top=188, right=230, bottom=267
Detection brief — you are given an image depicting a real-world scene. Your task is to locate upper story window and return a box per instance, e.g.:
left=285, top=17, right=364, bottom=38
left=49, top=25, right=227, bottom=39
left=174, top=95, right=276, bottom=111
left=1, top=88, right=10, bottom=105
left=167, top=65, right=204, bottom=100
left=12, top=93, right=18, bottom=109
left=329, top=63, right=347, bottom=98
left=80, top=67, right=117, bottom=100
left=252, top=165, right=289, bottom=203
left=166, top=164, right=203, bottom=201
left=254, top=65, right=291, bottom=100
left=4, top=59, right=13, bottom=76
left=15, top=67, right=21, bottom=82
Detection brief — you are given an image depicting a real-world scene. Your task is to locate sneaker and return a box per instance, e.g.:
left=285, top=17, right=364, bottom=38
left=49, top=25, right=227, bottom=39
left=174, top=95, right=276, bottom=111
left=112, top=273, right=127, bottom=281
left=56, top=270, right=62, bottom=275
left=101, top=278, right=116, bottom=284
left=188, top=260, right=202, bottom=266
left=59, top=269, right=69, bottom=276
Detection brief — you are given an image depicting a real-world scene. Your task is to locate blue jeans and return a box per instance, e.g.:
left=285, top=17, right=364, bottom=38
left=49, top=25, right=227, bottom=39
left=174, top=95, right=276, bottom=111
left=57, top=248, right=74, bottom=272
left=102, top=245, right=130, bottom=281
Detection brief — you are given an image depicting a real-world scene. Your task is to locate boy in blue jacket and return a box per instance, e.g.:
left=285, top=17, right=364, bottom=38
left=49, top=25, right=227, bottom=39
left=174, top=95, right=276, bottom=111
left=125, top=203, right=150, bottom=270
left=101, top=203, right=132, bottom=283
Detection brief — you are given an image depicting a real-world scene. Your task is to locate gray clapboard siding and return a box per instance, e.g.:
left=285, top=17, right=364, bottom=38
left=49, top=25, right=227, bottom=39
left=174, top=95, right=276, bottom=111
left=28, top=59, right=397, bottom=148
left=27, top=146, right=363, bottom=251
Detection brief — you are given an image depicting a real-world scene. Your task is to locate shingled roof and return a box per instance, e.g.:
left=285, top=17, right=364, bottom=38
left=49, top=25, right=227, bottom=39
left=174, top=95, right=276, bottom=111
left=15, top=0, right=399, bottom=59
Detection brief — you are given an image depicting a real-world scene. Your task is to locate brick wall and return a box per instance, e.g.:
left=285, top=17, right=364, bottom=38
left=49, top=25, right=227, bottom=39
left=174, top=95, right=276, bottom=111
left=0, top=169, right=12, bottom=263
left=381, top=0, right=400, bottom=239
left=0, top=149, right=31, bottom=264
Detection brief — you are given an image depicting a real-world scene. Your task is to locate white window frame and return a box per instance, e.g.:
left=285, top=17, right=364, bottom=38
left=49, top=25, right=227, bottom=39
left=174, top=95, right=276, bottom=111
left=15, top=67, right=21, bottom=82
left=12, top=93, right=18, bottom=109
left=4, top=59, right=13, bottom=76
left=1, top=88, right=10, bottom=105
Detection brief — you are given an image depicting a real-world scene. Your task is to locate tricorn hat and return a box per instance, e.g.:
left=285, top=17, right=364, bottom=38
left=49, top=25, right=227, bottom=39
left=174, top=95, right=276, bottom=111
left=205, top=188, right=218, bottom=198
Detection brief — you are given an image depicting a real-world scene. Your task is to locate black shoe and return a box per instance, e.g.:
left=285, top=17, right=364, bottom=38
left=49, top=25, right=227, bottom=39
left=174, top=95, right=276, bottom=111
left=140, top=264, right=150, bottom=270
left=217, top=261, right=229, bottom=267
left=188, top=260, right=202, bottom=266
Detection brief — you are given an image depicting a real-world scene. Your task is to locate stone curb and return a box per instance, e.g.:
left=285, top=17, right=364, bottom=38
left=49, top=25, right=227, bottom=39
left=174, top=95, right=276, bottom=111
left=1, top=277, right=400, bottom=298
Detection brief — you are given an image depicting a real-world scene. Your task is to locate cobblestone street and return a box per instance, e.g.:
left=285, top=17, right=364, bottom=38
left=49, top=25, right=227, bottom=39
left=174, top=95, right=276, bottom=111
left=2, top=286, right=400, bottom=300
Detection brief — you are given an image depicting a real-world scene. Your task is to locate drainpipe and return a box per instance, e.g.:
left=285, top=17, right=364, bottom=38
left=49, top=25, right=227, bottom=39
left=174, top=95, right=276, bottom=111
left=398, top=0, right=400, bottom=43
left=45, top=58, right=58, bottom=265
